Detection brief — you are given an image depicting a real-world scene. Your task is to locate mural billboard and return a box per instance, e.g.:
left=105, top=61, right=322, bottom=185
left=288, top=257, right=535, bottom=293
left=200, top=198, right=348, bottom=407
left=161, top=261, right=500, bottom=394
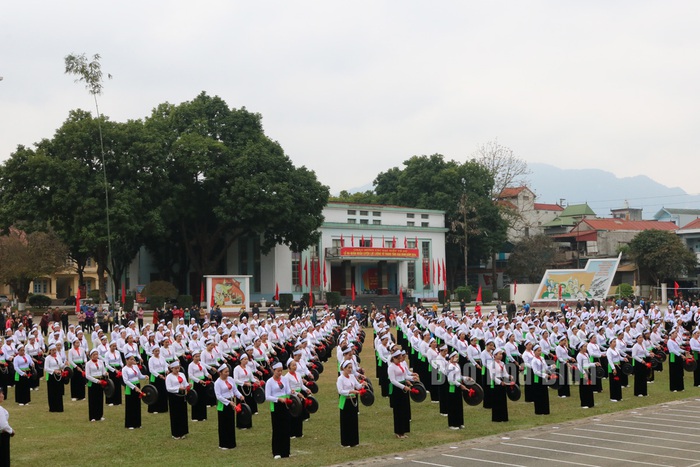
left=205, top=275, right=251, bottom=313
left=533, top=254, right=621, bottom=302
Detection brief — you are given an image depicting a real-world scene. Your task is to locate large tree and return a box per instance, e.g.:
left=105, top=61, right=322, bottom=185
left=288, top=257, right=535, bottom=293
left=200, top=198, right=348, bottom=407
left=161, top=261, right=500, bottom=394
left=506, top=234, right=557, bottom=283
left=373, top=154, right=507, bottom=288
left=144, top=92, right=329, bottom=280
left=0, top=228, right=68, bottom=309
left=629, top=230, right=697, bottom=285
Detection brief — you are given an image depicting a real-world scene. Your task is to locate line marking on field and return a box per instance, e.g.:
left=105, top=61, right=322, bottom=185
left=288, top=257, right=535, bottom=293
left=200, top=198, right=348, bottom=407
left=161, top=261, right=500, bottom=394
left=653, top=412, right=700, bottom=420
left=523, top=437, right=695, bottom=462
left=441, top=454, right=524, bottom=466
left=470, top=448, right=598, bottom=467
left=574, top=427, right=690, bottom=443
left=632, top=416, right=700, bottom=427
left=665, top=408, right=700, bottom=414
left=553, top=432, right=700, bottom=454
left=594, top=423, right=700, bottom=438
left=410, top=460, right=452, bottom=467
left=620, top=419, right=700, bottom=431
left=501, top=442, right=669, bottom=467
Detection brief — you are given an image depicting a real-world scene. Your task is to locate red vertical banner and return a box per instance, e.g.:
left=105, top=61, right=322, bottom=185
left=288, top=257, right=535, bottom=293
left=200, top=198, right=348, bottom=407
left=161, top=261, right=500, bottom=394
left=437, top=261, right=441, bottom=286
left=399, top=286, right=404, bottom=306
left=392, top=236, right=397, bottom=248
left=476, top=286, right=483, bottom=302
left=340, top=234, right=344, bottom=247
left=75, top=286, right=81, bottom=313
left=403, top=237, right=407, bottom=248
left=423, top=260, right=430, bottom=286
left=674, top=281, right=680, bottom=296
left=310, top=260, right=316, bottom=286
left=274, top=283, right=279, bottom=301
left=351, top=234, right=354, bottom=247
left=442, top=258, right=447, bottom=293
left=323, top=261, right=327, bottom=286
left=382, top=235, right=385, bottom=247
left=433, top=259, right=437, bottom=286
left=558, top=284, right=563, bottom=300
left=513, top=280, right=517, bottom=294
left=121, top=282, right=126, bottom=305
left=308, top=291, right=313, bottom=307
left=370, top=235, right=373, bottom=247
left=361, top=235, right=364, bottom=246
left=351, top=283, right=356, bottom=302
left=304, top=259, right=309, bottom=286
left=317, top=258, right=322, bottom=289
left=200, top=282, right=205, bottom=304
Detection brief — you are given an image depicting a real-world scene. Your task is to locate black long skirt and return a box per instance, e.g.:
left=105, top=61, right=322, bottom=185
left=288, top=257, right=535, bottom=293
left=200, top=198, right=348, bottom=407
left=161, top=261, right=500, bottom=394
left=87, top=382, right=104, bottom=420
left=47, top=375, right=64, bottom=412
left=14, top=374, right=30, bottom=404
left=378, top=362, right=389, bottom=397
left=70, top=370, right=86, bottom=400
left=482, top=371, right=493, bottom=409
left=532, top=379, right=549, bottom=415
left=124, top=385, right=141, bottom=428
left=218, top=402, right=237, bottom=448
left=523, top=367, right=533, bottom=402
left=390, top=388, right=411, bottom=435
left=106, top=370, right=122, bottom=406
left=0, top=368, right=7, bottom=396
left=271, top=401, right=291, bottom=458
left=557, top=364, right=570, bottom=397
left=491, top=385, right=508, bottom=422
left=149, top=377, right=168, bottom=413
left=633, top=363, right=648, bottom=396
left=438, top=375, right=449, bottom=415
left=290, top=405, right=304, bottom=438
left=0, top=432, right=9, bottom=467
left=339, top=398, right=359, bottom=447
left=168, top=393, right=189, bottom=438
left=446, top=385, right=464, bottom=428
left=669, top=357, right=684, bottom=392
left=191, top=385, right=207, bottom=421
left=609, top=370, right=622, bottom=401
left=593, top=358, right=603, bottom=392
left=579, top=378, right=595, bottom=407
left=237, top=386, right=253, bottom=429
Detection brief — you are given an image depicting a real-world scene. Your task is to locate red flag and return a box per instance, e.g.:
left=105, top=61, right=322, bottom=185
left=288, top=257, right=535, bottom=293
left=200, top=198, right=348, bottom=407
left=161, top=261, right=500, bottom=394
left=361, top=234, right=364, bottom=246
left=351, top=283, right=356, bottom=302
left=558, top=284, right=563, bottom=300
left=121, top=282, right=126, bottom=305
left=442, top=259, right=447, bottom=292
left=399, top=286, right=404, bottom=306
left=415, top=236, right=418, bottom=248
left=200, top=282, right=205, bottom=304
left=370, top=235, right=373, bottom=247
left=310, top=260, right=316, bottom=286
left=75, top=286, right=81, bottom=314
left=340, top=234, right=344, bottom=247
left=433, top=259, right=437, bottom=285
left=423, top=260, right=430, bottom=286
left=304, top=259, right=308, bottom=286
left=392, top=236, right=396, bottom=248
left=351, top=234, right=354, bottom=247
left=274, top=283, right=279, bottom=301
left=308, top=291, right=313, bottom=307
left=513, top=280, right=517, bottom=294
left=323, top=261, right=327, bottom=286
left=318, top=258, right=322, bottom=289
left=476, top=285, right=483, bottom=302
left=210, top=289, right=215, bottom=308
left=437, top=261, right=441, bottom=286
left=674, top=281, right=680, bottom=296
left=382, top=235, right=385, bottom=247
left=403, top=237, right=407, bottom=248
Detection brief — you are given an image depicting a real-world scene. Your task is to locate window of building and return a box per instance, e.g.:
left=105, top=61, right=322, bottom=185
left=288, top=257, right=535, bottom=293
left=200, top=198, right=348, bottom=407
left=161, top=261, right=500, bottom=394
left=86, top=258, right=92, bottom=267
left=347, top=219, right=356, bottom=224
left=407, top=240, right=416, bottom=248
left=373, top=211, right=381, bottom=217
left=421, top=222, right=429, bottom=227
left=292, top=252, right=301, bottom=287
left=407, top=213, right=415, bottom=218
left=372, top=220, right=381, bottom=225
left=33, top=278, right=49, bottom=294
left=421, top=214, right=429, bottom=219
left=360, top=239, right=371, bottom=247
left=347, top=210, right=356, bottom=215
left=407, top=221, right=415, bottom=227
left=384, top=240, right=392, bottom=248
left=360, top=219, right=369, bottom=224
left=422, top=241, right=430, bottom=258
left=359, top=210, right=368, bottom=216
left=407, top=262, right=416, bottom=289
left=332, top=239, right=342, bottom=248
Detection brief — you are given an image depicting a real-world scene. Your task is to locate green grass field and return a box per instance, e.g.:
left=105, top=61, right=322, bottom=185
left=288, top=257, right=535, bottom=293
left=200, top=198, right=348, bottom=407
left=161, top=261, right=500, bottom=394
left=6, top=330, right=699, bottom=467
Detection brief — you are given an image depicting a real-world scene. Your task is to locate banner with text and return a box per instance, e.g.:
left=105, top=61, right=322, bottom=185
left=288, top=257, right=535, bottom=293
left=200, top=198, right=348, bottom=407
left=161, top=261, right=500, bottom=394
left=533, top=254, right=621, bottom=302
left=339, top=247, right=419, bottom=259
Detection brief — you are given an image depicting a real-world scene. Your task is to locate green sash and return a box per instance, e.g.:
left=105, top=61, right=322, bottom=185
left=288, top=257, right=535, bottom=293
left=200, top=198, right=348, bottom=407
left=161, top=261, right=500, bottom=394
left=217, top=401, right=225, bottom=411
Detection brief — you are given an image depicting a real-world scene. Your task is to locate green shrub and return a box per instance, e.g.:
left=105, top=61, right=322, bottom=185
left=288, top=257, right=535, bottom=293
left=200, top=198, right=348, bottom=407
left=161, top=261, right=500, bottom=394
left=455, top=286, right=471, bottom=303
left=326, top=291, right=341, bottom=307
left=142, top=280, right=178, bottom=299
left=438, top=290, right=451, bottom=304
left=616, top=283, right=634, bottom=298
left=177, top=295, right=193, bottom=308
left=28, top=294, right=52, bottom=308
left=148, top=295, right=165, bottom=308
left=123, top=296, right=135, bottom=312
left=88, top=289, right=101, bottom=301
left=278, top=293, right=293, bottom=310
left=482, top=289, right=493, bottom=303
left=498, top=287, right=510, bottom=302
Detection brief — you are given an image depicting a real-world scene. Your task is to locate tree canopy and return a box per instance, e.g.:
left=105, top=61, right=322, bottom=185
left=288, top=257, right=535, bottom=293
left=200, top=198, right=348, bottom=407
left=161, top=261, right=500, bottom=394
left=629, top=229, right=697, bottom=285
left=506, top=234, right=557, bottom=283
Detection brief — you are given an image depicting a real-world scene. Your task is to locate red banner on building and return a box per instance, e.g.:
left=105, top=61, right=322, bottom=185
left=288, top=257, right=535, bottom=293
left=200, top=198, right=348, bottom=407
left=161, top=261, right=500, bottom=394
left=339, top=247, right=419, bottom=259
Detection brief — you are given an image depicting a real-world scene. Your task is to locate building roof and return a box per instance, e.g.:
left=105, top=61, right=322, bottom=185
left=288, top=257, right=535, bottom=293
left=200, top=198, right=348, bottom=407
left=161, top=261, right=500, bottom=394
left=498, top=186, right=530, bottom=198
left=326, top=201, right=444, bottom=214
left=559, top=203, right=596, bottom=217
left=678, top=218, right=700, bottom=231
left=654, top=207, right=700, bottom=219
left=534, top=202, right=564, bottom=212
left=578, top=219, right=678, bottom=232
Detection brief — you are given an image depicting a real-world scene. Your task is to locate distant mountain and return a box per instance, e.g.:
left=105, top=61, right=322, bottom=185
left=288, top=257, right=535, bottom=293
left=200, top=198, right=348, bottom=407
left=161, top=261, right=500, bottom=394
left=527, top=163, right=700, bottom=219
left=338, top=163, right=700, bottom=220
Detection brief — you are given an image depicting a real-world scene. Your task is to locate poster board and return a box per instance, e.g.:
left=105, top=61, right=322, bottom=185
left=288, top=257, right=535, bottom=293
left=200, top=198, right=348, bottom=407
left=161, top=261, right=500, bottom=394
left=205, top=275, right=251, bottom=314
left=533, top=254, right=621, bottom=302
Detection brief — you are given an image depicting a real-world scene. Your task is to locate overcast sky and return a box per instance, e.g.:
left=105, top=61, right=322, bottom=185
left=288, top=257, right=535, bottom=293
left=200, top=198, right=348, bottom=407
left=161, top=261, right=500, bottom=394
left=2, top=1, right=699, bottom=195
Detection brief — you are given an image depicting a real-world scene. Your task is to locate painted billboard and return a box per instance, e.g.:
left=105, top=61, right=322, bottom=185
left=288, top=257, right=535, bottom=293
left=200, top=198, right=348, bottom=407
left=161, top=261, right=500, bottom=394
left=533, top=254, right=621, bottom=302
left=205, top=275, right=251, bottom=313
